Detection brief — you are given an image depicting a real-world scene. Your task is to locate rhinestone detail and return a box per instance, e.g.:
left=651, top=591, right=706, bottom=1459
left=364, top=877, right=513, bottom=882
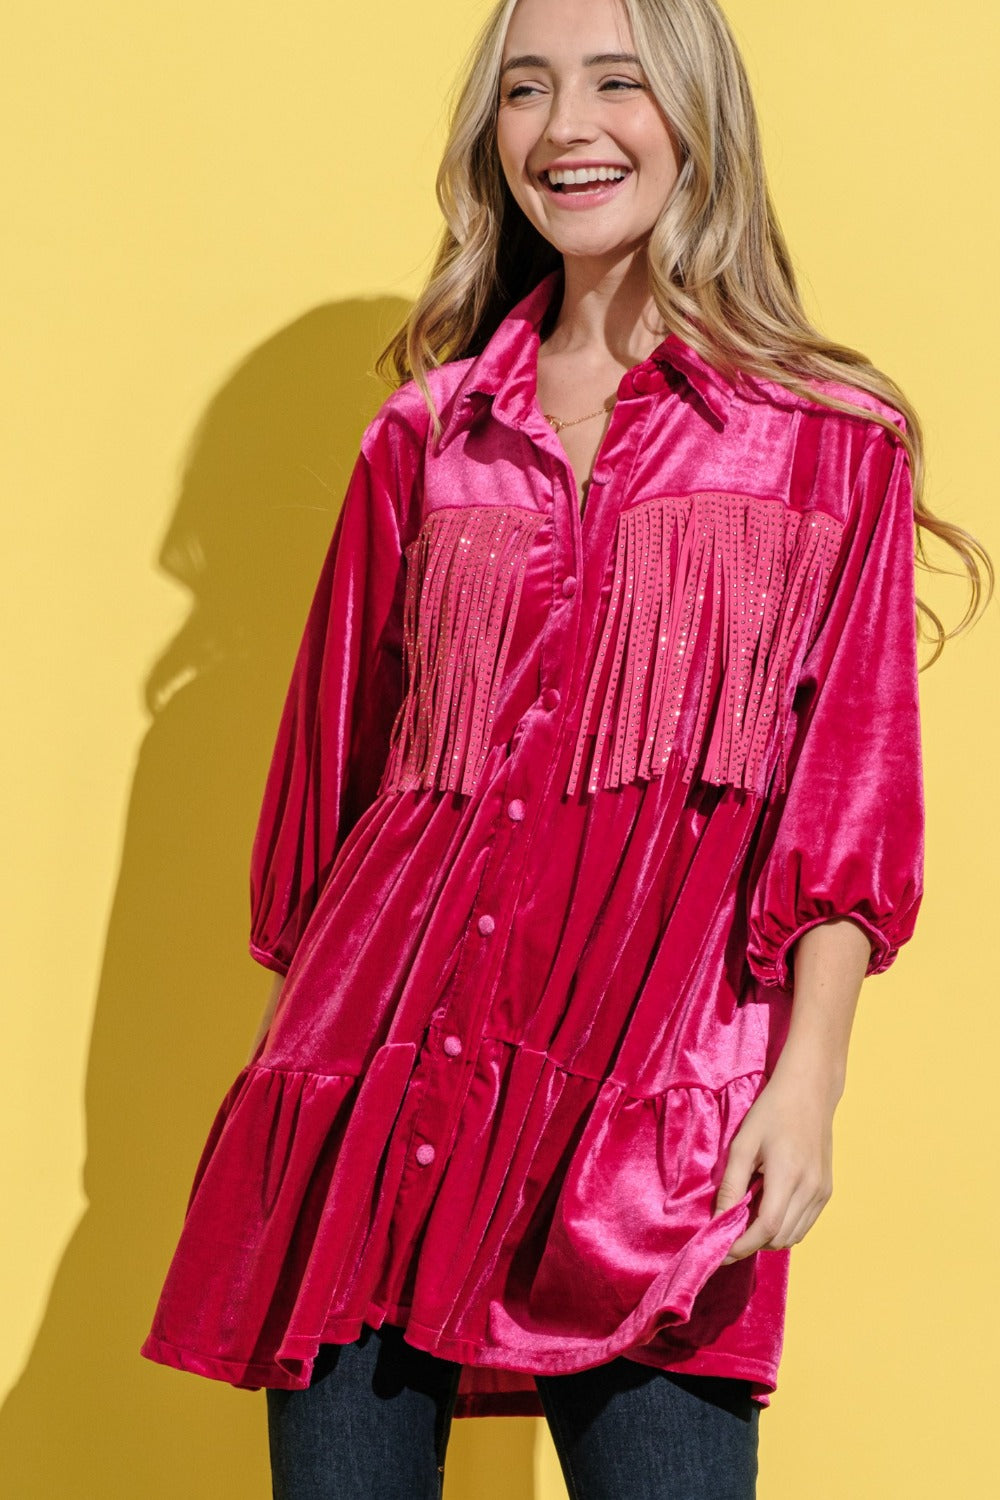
left=565, top=493, right=843, bottom=798
left=381, top=505, right=546, bottom=795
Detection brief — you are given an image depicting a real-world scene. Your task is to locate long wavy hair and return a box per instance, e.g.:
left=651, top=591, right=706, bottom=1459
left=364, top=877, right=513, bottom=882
left=376, top=0, right=992, bottom=662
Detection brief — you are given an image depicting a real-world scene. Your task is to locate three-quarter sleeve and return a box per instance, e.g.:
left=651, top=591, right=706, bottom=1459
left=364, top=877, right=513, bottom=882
left=745, top=419, right=925, bottom=991
left=248, top=415, right=409, bottom=975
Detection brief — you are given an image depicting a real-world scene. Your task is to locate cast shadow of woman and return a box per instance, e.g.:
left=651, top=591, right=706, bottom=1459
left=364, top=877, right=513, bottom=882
left=0, top=299, right=535, bottom=1498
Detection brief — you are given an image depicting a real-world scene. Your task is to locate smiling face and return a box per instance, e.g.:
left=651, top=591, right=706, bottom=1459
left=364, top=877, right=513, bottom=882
left=495, top=0, right=682, bottom=266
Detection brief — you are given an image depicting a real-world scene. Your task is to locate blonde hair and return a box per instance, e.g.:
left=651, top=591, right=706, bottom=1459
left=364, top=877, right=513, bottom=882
left=376, top=0, right=992, bottom=663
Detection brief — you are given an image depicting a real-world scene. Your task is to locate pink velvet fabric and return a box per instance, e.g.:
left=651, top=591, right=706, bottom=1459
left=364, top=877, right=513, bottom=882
left=140, top=268, right=925, bottom=1418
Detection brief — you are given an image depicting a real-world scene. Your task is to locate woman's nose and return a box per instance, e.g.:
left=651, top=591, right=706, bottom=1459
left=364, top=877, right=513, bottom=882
left=543, top=85, right=599, bottom=146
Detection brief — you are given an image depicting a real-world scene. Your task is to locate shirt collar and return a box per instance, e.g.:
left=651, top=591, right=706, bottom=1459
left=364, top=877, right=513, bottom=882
left=435, top=267, right=736, bottom=452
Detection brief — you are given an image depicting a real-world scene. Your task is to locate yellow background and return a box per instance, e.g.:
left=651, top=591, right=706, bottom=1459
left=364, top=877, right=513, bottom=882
left=3, top=1, right=997, bottom=1493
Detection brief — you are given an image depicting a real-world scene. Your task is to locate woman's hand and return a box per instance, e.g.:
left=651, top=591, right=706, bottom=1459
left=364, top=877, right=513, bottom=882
left=713, top=916, right=872, bottom=1261
left=712, top=1060, right=837, bottom=1260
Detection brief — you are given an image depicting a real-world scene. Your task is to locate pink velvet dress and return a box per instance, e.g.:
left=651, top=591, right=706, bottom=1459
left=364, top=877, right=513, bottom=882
left=140, top=268, right=925, bottom=1417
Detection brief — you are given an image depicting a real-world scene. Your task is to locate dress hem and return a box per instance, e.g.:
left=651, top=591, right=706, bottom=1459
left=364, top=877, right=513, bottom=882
left=140, top=1302, right=778, bottom=1412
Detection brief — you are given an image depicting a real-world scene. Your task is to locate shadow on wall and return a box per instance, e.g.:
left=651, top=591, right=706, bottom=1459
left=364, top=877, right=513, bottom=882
left=0, top=299, right=538, bottom=1498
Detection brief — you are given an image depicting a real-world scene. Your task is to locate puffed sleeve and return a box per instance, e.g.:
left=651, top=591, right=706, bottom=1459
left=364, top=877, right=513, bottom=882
left=745, top=419, right=925, bottom=990
left=248, top=411, right=409, bottom=975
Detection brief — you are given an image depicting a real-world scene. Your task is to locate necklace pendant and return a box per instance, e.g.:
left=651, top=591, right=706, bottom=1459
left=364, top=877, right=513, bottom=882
left=545, top=414, right=563, bottom=432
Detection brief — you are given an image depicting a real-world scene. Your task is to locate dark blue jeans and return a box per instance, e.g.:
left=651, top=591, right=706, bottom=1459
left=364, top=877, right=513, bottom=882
left=265, top=1322, right=759, bottom=1499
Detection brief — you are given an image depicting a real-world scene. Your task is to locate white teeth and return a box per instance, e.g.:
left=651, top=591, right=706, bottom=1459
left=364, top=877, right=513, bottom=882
left=545, top=165, right=628, bottom=187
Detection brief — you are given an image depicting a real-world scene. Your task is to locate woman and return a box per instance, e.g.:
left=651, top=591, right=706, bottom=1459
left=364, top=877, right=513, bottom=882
left=141, top=0, right=991, bottom=1496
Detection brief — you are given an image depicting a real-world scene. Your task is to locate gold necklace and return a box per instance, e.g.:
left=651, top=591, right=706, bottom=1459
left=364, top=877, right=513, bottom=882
left=542, top=394, right=616, bottom=433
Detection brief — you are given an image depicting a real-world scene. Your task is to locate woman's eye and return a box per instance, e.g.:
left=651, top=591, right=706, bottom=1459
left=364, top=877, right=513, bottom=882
left=503, top=77, right=643, bottom=102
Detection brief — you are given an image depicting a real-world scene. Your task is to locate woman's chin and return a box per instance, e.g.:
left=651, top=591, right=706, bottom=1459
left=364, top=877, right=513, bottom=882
left=537, top=228, right=651, bottom=267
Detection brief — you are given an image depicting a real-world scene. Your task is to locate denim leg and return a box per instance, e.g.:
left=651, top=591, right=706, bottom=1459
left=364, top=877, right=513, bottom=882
left=535, top=1359, right=759, bottom=1500
left=265, top=1323, right=463, bottom=1500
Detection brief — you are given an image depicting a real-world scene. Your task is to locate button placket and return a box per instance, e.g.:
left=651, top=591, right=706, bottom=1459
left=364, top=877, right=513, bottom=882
left=403, top=761, right=536, bottom=1171
left=401, top=427, right=604, bottom=1177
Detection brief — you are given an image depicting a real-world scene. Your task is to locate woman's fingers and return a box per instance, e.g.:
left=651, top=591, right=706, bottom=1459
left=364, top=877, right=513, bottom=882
left=712, top=1139, right=758, bottom=1218
left=721, top=1171, right=791, bottom=1262
left=722, top=1172, right=832, bottom=1262
left=777, top=1173, right=833, bottom=1249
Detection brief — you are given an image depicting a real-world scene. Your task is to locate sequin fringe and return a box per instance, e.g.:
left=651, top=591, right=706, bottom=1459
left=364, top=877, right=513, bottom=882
left=381, top=505, right=547, bottom=796
left=565, top=493, right=844, bottom=799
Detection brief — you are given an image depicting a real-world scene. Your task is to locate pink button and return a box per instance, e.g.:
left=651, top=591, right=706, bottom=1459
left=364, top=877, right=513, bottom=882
left=628, top=365, right=666, bottom=395
left=443, top=1034, right=462, bottom=1056
left=477, top=913, right=495, bottom=935
left=561, top=575, right=577, bottom=598
left=415, top=1143, right=436, bottom=1166
left=507, top=798, right=525, bottom=821
left=541, top=688, right=561, bottom=711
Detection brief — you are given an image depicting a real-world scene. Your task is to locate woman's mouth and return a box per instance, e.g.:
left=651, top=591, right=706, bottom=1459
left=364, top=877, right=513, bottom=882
left=537, top=165, right=633, bottom=208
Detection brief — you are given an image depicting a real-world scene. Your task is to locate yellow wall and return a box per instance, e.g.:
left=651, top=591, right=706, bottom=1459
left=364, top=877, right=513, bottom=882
left=2, top=1, right=996, bottom=1494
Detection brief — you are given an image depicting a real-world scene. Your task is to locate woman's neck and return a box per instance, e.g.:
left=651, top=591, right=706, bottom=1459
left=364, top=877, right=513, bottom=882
left=543, top=251, right=668, bottom=367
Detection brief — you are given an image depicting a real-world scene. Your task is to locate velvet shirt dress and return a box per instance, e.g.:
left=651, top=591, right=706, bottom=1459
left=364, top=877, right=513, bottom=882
left=140, top=268, right=925, bottom=1417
